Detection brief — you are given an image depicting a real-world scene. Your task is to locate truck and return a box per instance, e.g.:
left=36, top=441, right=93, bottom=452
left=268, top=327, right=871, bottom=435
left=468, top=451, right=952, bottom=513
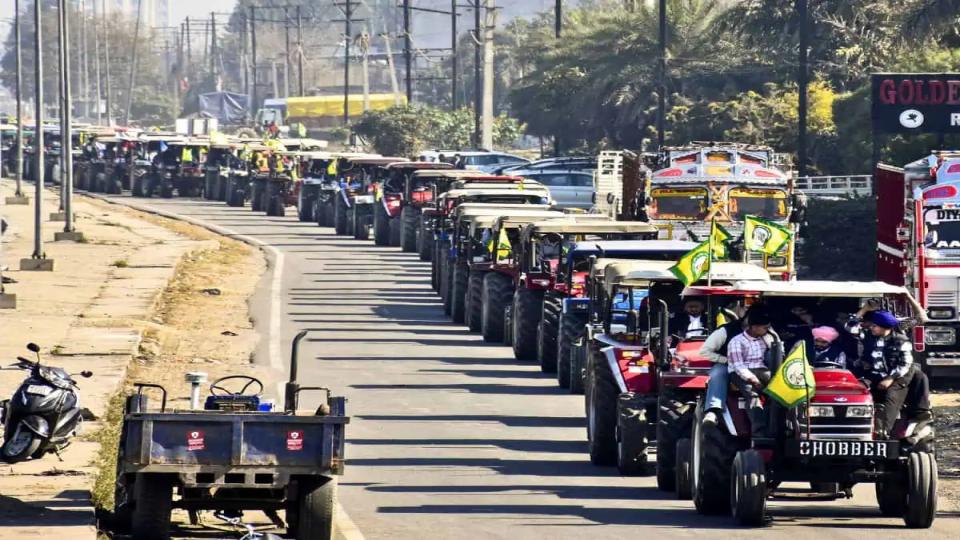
left=876, top=153, right=960, bottom=378
left=596, top=144, right=806, bottom=279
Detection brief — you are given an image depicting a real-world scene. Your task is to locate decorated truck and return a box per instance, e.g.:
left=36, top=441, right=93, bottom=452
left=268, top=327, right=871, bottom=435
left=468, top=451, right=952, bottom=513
left=877, top=152, right=960, bottom=378
left=595, top=144, right=805, bottom=279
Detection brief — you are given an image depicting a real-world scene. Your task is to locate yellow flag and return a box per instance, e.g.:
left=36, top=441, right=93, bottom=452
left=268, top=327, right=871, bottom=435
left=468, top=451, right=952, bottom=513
left=744, top=215, right=792, bottom=255
left=668, top=241, right=711, bottom=286
left=709, top=219, right=732, bottom=259
left=764, top=342, right=816, bottom=408
left=326, top=160, right=338, bottom=176
left=495, top=227, right=512, bottom=261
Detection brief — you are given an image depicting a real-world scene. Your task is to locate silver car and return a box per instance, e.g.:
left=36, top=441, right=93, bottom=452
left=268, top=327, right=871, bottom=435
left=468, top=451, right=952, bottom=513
left=513, top=170, right=596, bottom=209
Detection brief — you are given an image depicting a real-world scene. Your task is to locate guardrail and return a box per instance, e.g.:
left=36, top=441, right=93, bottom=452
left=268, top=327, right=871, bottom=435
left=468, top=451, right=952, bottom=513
left=793, top=174, right=872, bottom=197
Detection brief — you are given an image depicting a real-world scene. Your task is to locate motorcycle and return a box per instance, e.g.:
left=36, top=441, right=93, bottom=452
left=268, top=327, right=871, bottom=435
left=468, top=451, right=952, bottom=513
left=0, top=343, right=92, bottom=463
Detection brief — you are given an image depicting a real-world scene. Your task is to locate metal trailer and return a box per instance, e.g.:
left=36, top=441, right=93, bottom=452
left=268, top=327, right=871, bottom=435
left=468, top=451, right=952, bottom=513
left=113, top=331, right=349, bottom=540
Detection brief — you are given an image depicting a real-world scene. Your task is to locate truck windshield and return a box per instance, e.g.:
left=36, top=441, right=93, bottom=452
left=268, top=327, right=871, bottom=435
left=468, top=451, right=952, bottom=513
left=729, top=187, right=787, bottom=221
left=651, top=188, right=707, bottom=220
left=925, top=208, right=960, bottom=257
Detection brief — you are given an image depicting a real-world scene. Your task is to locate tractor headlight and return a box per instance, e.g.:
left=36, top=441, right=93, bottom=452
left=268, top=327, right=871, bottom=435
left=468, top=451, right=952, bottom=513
left=766, top=256, right=787, bottom=267
left=925, top=327, right=956, bottom=345
left=927, top=307, right=955, bottom=320
left=807, top=406, right=835, bottom=418
left=846, top=406, right=873, bottom=418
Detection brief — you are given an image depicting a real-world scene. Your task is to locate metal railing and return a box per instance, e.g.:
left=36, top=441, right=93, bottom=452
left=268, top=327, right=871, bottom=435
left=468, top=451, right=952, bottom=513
left=793, top=174, right=872, bottom=197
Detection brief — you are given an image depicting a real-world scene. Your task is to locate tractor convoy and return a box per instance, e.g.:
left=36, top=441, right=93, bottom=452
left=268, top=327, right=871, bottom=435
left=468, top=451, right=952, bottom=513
left=47, top=131, right=941, bottom=530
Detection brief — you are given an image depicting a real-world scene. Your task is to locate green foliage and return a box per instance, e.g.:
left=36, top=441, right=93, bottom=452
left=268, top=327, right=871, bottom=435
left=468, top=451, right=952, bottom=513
left=799, top=196, right=876, bottom=280
left=351, top=105, right=527, bottom=157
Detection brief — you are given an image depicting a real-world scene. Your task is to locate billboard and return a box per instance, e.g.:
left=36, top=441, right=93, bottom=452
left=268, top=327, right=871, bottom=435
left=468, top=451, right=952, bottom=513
left=872, top=73, right=960, bottom=134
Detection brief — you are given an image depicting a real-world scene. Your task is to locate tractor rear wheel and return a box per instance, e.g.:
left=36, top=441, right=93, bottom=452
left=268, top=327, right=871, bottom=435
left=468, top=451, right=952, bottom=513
left=481, top=273, right=512, bottom=342
left=657, top=387, right=695, bottom=491
left=373, top=204, right=391, bottom=246
left=675, top=438, right=693, bottom=500
left=334, top=196, right=348, bottom=235
left=418, top=217, right=432, bottom=261
left=431, top=239, right=441, bottom=290
left=538, top=293, right=562, bottom=373
left=512, top=287, right=544, bottom=361
left=587, top=348, right=617, bottom=466
left=401, top=207, right=418, bottom=252
left=693, top=403, right=739, bottom=515
left=466, top=271, right=485, bottom=332
left=451, top=264, right=469, bottom=323
left=876, top=478, right=907, bottom=517
left=904, top=451, right=938, bottom=528
left=557, top=313, right=584, bottom=390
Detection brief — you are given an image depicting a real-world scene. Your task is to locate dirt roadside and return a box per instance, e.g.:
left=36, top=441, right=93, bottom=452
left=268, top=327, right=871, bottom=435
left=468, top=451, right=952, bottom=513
left=0, top=187, right=267, bottom=539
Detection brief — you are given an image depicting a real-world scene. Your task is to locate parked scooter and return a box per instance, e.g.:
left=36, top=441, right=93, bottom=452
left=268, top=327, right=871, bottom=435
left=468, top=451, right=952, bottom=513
left=0, top=343, right=92, bottom=463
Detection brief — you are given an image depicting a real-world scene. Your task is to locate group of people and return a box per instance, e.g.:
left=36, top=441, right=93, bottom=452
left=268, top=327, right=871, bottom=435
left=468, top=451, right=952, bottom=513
left=669, top=297, right=932, bottom=437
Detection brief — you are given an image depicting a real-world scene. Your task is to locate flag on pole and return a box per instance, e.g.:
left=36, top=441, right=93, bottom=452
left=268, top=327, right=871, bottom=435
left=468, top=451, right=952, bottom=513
left=668, top=241, right=712, bottom=286
left=764, top=341, right=816, bottom=408
left=709, top=219, right=732, bottom=259
left=495, top=227, right=512, bottom=261
left=744, top=215, right=792, bottom=255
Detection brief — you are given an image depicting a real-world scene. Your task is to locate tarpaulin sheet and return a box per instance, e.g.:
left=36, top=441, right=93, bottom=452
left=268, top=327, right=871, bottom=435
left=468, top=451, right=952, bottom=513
left=199, top=92, right=249, bottom=123
left=286, top=94, right=406, bottom=119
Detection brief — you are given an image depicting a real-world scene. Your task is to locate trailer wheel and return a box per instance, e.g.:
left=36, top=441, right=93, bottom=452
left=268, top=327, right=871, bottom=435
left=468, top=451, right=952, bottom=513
left=587, top=348, right=617, bottom=466
left=466, top=271, right=485, bottom=332
left=297, top=477, right=336, bottom=540
left=451, top=264, right=469, bottom=324
left=481, top=273, right=512, bottom=342
left=904, top=451, right=938, bottom=528
left=675, top=438, right=693, bottom=500
left=373, top=204, right=390, bottom=246
left=731, top=450, right=766, bottom=526
left=131, top=474, right=173, bottom=540
left=538, top=293, right=562, bottom=373
left=401, top=207, right=418, bottom=252
left=693, top=404, right=738, bottom=514
left=512, top=287, right=544, bottom=361
left=657, top=387, right=694, bottom=491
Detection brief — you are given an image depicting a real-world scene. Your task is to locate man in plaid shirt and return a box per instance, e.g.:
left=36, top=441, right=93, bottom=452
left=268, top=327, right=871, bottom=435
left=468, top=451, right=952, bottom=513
left=726, top=311, right=774, bottom=436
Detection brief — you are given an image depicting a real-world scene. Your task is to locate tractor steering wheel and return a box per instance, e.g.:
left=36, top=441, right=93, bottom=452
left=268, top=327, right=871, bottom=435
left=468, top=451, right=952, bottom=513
left=209, top=375, right=264, bottom=398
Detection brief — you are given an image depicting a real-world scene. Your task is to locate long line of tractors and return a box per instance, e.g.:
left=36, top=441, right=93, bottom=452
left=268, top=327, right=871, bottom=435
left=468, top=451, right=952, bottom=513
left=15, top=124, right=940, bottom=528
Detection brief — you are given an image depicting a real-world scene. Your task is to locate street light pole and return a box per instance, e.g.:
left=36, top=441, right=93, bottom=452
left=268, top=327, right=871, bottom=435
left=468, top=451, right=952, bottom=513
left=59, top=0, right=75, bottom=234
left=657, top=0, right=667, bottom=149
left=797, top=0, right=809, bottom=178
left=451, top=0, right=458, bottom=110
left=14, top=0, right=25, bottom=199
left=403, top=0, right=412, bottom=104
left=31, top=0, right=44, bottom=261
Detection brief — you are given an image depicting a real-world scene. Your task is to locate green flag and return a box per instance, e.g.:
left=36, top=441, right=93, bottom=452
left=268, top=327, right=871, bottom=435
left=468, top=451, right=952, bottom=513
left=744, top=215, right=792, bottom=255
left=764, top=342, right=816, bottom=408
left=709, top=219, right=732, bottom=259
left=668, top=241, right=712, bottom=286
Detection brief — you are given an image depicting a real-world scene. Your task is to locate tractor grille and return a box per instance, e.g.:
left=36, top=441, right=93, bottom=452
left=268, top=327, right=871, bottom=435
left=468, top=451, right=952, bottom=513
left=927, top=291, right=958, bottom=310
left=798, top=405, right=874, bottom=441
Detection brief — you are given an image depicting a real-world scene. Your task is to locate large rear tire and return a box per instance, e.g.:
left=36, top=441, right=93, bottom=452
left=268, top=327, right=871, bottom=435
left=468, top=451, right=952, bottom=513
left=466, top=271, right=485, bottom=332
left=587, top=349, right=617, bottom=466
left=334, top=196, right=348, bottom=235
left=297, top=477, right=336, bottom=540
left=130, top=474, right=173, bottom=540
left=389, top=215, right=402, bottom=246
left=676, top=438, right=693, bottom=500
left=904, top=451, right=938, bottom=528
left=557, top=313, right=584, bottom=390
left=451, top=264, right=469, bottom=324
left=431, top=239, right=441, bottom=291
left=481, top=273, right=512, bottom=342
left=417, top=216, right=432, bottom=261
left=693, top=403, right=739, bottom=515
left=401, top=207, right=418, bottom=252
left=731, top=450, right=767, bottom=526
left=538, top=293, right=562, bottom=373
left=657, top=387, right=695, bottom=491
left=374, top=204, right=391, bottom=246
left=512, top=287, right=544, bottom=361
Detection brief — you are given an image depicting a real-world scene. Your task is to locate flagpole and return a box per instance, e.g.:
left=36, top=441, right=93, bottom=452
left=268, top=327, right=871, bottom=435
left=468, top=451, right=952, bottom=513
left=804, top=347, right=811, bottom=440
left=708, top=219, right=714, bottom=287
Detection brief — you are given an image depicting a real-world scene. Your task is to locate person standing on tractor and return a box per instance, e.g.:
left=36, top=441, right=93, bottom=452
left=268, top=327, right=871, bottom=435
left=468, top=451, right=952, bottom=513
left=725, top=312, right=775, bottom=437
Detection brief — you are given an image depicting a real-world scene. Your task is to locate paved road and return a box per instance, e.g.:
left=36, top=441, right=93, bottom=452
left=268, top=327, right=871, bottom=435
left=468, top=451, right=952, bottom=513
left=100, top=195, right=957, bottom=540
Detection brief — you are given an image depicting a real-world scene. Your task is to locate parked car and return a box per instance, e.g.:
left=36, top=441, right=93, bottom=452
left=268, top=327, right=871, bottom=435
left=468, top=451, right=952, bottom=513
left=496, top=156, right=597, bottom=175
left=510, top=169, right=596, bottom=210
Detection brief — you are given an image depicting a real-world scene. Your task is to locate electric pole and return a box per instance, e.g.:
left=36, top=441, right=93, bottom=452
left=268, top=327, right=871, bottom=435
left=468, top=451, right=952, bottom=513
left=555, top=0, right=561, bottom=38
left=344, top=0, right=352, bottom=125
left=361, top=28, right=370, bottom=112
left=210, top=12, right=217, bottom=81
left=451, top=0, right=458, bottom=109
left=250, top=6, right=257, bottom=110
left=481, top=0, right=495, bottom=150
left=30, top=0, right=45, bottom=262
left=797, top=0, right=809, bottom=178
left=80, top=0, right=89, bottom=119
left=102, top=0, right=112, bottom=125
left=14, top=0, right=25, bottom=199
left=58, top=0, right=67, bottom=211
left=473, top=1, right=481, bottom=145
left=124, top=0, right=142, bottom=125
left=58, top=0, right=75, bottom=235
left=93, top=0, right=102, bottom=124
left=297, top=6, right=304, bottom=96
left=284, top=6, right=291, bottom=96
left=657, top=0, right=667, bottom=149
left=403, top=0, right=412, bottom=104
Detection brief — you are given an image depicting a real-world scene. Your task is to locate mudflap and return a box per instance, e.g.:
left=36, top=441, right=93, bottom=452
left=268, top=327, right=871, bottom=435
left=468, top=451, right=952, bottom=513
left=617, top=392, right=655, bottom=472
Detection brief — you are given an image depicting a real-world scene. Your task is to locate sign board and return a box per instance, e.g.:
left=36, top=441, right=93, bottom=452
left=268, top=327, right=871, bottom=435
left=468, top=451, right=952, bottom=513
left=872, top=73, right=960, bottom=133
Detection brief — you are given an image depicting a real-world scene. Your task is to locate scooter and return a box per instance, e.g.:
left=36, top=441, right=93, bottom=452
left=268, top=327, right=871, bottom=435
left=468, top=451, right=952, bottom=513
left=0, top=343, right=92, bottom=463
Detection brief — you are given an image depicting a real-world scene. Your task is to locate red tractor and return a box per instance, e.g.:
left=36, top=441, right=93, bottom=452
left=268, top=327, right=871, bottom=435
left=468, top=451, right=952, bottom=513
left=373, top=161, right=454, bottom=247
left=677, top=281, right=937, bottom=528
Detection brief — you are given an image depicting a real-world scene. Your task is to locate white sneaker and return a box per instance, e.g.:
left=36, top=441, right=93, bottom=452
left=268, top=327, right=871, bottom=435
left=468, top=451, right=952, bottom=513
left=702, top=411, right=718, bottom=427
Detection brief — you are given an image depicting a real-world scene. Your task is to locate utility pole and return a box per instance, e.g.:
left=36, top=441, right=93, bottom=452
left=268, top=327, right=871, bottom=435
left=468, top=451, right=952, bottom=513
left=481, top=0, right=495, bottom=150
left=343, top=0, right=352, bottom=126
left=250, top=7, right=257, bottom=110
left=210, top=12, right=217, bottom=81
left=797, top=0, right=809, bottom=178
left=555, top=0, right=561, bottom=38
left=297, top=6, right=304, bottom=96
left=102, top=0, right=112, bottom=126
left=656, top=0, right=667, bottom=149
left=124, top=0, right=142, bottom=125
left=13, top=0, right=25, bottom=200
left=58, top=0, right=75, bottom=236
left=58, top=0, right=67, bottom=211
left=93, top=0, right=102, bottom=124
left=451, top=0, right=458, bottom=109
left=382, top=30, right=402, bottom=106
left=361, top=28, right=370, bottom=112
left=403, top=0, right=412, bottom=104
left=284, top=6, right=291, bottom=96
left=27, top=0, right=46, bottom=266
left=473, top=1, right=481, bottom=145
left=80, top=0, right=88, bottom=119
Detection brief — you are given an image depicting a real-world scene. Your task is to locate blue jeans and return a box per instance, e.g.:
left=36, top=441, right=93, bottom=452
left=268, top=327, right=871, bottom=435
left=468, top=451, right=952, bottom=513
left=705, top=363, right=729, bottom=411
